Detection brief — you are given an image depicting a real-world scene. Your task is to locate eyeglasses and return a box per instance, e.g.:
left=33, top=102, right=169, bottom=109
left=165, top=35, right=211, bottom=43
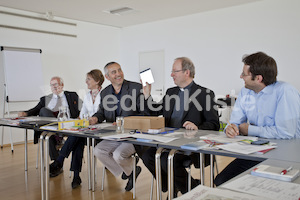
left=50, top=83, right=59, bottom=87
left=171, top=69, right=184, bottom=73
left=241, top=72, right=251, bottom=77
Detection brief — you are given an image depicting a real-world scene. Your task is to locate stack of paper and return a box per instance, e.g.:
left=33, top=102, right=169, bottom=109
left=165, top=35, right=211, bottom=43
left=180, top=140, right=210, bottom=151
left=222, top=174, right=300, bottom=200
left=216, top=142, right=277, bottom=154
left=101, top=133, right=178, bottom=143
left=251, top=165, right=300, bottom=182
left=200, top=134, right=258, bottom=143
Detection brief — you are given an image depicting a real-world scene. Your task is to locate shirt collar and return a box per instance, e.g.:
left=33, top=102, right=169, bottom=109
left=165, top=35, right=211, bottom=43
left=259, top=82, right=276, bottom=95
left=179, top=81, right=194, bottom=91
left=53, top=91, right=64, bottom=98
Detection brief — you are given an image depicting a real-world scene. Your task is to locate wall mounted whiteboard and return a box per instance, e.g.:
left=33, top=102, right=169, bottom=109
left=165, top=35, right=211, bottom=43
left=1, top=46, right=44, bottom=102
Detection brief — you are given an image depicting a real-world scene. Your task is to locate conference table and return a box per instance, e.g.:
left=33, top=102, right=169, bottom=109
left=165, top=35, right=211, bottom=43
left=0, top=116, right=57, bottom=172
left=158, top=130, right=300, bottom=200
left=1, top=118, right=300, bottom=200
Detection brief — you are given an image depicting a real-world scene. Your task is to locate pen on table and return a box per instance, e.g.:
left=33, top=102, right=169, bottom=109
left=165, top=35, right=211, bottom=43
left=280, top=166, right=293, bottom=175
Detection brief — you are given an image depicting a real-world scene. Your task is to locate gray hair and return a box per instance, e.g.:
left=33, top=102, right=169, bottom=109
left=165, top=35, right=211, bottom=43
left=175, top=57, right=195, bottom=78
left=51, top=76, right=64, bottom=85
left=104, top=61, right=119, bottom=75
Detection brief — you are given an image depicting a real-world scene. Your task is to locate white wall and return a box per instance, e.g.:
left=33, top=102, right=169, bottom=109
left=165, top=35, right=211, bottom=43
left=0, top=7, right=121, bottom=145
left=120, top=0, right=300, bottom=96
left=1, top=0, right=300, bottom=145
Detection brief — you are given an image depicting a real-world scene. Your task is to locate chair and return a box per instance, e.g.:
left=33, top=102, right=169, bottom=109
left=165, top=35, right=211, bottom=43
left=101, top=154, right=138, bottom=199
left=36, top=136, right=66, bottom=169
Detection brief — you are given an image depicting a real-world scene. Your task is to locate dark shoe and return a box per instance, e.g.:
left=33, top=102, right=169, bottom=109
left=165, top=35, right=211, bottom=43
left=71, top=176, right=82, bottom=189
left=122, top=156, right=140, bottom=180
left=50, top=161, right=63, bottom=177
left=125, top=166, right=142, bottom=191
left=121, top=172, right=128, bottom=180
left=192, top=178, right=200, bottom=189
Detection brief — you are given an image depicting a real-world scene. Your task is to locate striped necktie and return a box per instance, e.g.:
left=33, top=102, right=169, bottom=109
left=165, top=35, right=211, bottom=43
left=52, top=96, right=62, bottom=112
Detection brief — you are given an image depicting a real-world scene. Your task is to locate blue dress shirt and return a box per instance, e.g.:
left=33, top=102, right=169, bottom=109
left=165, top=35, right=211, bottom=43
left=228, top=81, right=300, bottom=139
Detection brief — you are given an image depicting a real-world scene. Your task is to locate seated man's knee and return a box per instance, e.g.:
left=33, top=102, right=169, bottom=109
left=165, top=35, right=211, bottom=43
left=39, top=107, right=55, bottom=117
left=93, top=146, right=105, bottom=158
left=112, top=151, right=126, bottom=164
left=141, top=148, right=156, bottom=168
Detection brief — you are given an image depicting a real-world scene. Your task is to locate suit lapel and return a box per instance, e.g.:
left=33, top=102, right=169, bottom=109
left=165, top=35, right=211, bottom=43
left=117, top=80, right=129, bottom=117
left=64, top=91, right=72, bottom=108
left=167, top=87, right=179, bottom=119
left=181, top=82, right=198, bottom=121
left=45, top=94, right=53, bottom=107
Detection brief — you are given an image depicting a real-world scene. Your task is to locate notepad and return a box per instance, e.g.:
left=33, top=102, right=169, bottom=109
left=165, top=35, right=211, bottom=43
left=140, top=68, right=154, bottom=86
left=180, top=140, right=210, bottom=151
left=251, top=164, right=300, bottom=182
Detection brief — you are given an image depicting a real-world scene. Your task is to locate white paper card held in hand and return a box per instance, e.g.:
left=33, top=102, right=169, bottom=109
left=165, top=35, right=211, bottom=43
left=140, top=68, right=154, bottom=86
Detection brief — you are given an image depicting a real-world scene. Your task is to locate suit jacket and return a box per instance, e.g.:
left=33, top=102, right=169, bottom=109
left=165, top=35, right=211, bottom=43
left=150, top=81, right=219, bottom=131
left=93, top=80, right=149, bottom=123
left=26, top=91, right=81, bottom=119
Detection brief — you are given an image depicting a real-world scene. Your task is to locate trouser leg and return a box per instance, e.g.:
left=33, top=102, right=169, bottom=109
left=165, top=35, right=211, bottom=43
left=70, top=137, right=85, bottom=172
left=94, top=140, right=123, bottom=177
left=113, top=143, right=136, bottom=176
left=142, top=147, right=168, bottom=192
left=214, top=158, right=261, bottom=186
left=49, top=135, right=59, bottom=160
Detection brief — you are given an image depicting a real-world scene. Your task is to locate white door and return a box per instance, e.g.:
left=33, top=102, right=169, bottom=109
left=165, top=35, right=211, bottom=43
left=139, top=50, right=165, bottom=102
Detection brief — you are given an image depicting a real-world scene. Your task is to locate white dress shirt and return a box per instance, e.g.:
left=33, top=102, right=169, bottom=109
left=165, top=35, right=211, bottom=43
left=47, top=91, right=68, bottom=111
left=79, top=91, right=101, bottom=119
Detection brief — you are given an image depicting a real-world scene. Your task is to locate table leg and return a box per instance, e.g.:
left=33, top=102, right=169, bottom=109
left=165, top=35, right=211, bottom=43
left=87, top=138, right=91, bottom=190
left=24, top=129, right=28, bottom=171
left=210, top=154, right=214, bottom=187
left=155, top=147, right=165, bottom=200
left=40, top=133, right=46, bottom=200
left=91, top=138, right=95, bottom=192
left=45, top=132, right=55, bottom=200
left=200, top=153, right=204, bottom=185
left=167, top=149, right=178, bottom=200
left=132, top=154, right=136, bottom=199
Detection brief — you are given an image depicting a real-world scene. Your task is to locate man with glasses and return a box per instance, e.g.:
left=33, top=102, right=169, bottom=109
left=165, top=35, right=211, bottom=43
left=214, top=52, right=300, bottom=186
left=142, top=57, right=220, bottom=196
left=18, top=76, right=80, bottom=161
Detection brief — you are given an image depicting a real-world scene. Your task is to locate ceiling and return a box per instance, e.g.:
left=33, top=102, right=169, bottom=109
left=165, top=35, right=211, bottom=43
left=0, top=0, right=261, bottom=28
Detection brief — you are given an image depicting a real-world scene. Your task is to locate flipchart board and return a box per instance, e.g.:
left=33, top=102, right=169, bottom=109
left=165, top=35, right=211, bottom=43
left=0, top=46, right=44, bottom=102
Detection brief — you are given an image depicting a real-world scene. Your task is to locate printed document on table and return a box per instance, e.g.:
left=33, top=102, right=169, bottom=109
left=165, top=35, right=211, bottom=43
left=175, top=183, right=269, bottom=200
left=200, top=133, right=258, bottom=143
left=221, top=174, right=300, bottom=200
left=101, top=133, right=177, bottom=143
left=216, top=142, right=277, bottom=154
left=89, top=123, right=114, bottom=129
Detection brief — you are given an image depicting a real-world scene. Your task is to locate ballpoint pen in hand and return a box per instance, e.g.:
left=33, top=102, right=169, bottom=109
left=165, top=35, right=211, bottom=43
left=280, top=166, right=293, bottom=175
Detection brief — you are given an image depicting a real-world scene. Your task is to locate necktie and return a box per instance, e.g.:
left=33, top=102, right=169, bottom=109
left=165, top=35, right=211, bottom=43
left=53, top=96, right=62, bottom=112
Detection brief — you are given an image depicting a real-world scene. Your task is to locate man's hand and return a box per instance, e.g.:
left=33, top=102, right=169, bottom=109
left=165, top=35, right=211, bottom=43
left=89, top=117, right=98, bottom=125
left=239, top=123, right=249, bottom=136
left=183, top=121, right=198, bottom=130
left=18, top=112, right=27, bottom=117
left=225, top=123, right=239, bottom=138
left=142, top=81, right=151, bottom=100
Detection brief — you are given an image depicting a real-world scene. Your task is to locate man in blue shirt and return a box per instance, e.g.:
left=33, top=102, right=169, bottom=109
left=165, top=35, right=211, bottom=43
left=214, top=52, right=300, bottom=186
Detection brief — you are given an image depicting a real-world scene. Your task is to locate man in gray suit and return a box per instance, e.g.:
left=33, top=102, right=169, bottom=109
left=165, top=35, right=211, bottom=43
left=89, top=62, right=148, bottom=191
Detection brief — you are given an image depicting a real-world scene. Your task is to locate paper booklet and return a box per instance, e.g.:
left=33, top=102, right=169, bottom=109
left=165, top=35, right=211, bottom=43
left=180, top=140, right=210, bottom=151
left=251, top=164, right=300, bottom=182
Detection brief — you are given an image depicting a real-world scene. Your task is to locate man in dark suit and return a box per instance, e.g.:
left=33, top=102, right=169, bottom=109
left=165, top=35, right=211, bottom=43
left=142, top=57, right=220, bottom=196
left=18, top=76, right=80, bottom=160
left=89, top=62, right=149, bottom=191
